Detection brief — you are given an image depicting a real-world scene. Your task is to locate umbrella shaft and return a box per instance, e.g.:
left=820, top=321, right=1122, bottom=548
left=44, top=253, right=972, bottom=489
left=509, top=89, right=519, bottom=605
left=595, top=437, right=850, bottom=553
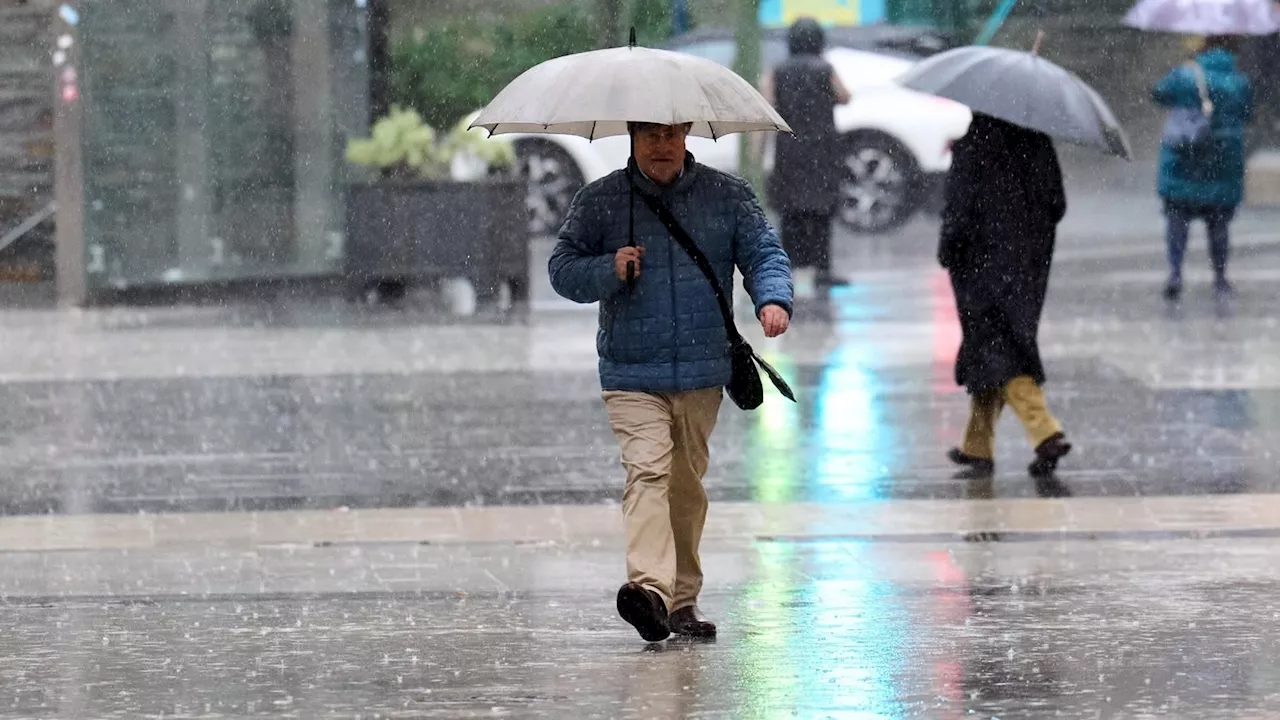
left=974, top=0, right=1020, bottom=45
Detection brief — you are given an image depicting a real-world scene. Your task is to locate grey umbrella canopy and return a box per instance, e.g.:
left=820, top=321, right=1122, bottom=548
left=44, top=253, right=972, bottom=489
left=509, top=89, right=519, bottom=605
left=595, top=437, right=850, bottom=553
left=896, top=45, right=1133, bottom=160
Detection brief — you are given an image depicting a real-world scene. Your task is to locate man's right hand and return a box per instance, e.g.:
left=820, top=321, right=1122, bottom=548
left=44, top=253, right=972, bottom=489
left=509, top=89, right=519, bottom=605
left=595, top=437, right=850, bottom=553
left=615, top=246, right=645, bottom=282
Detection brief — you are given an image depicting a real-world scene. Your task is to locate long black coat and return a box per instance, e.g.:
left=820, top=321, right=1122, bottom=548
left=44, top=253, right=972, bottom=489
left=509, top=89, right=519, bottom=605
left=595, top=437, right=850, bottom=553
left=768, top=54, right=840, bottom=214
left=938, top=114, right=1066, bottom=394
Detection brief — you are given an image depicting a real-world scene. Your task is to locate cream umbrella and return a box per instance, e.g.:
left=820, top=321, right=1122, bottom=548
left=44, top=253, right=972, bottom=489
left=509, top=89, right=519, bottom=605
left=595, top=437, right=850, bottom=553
left=469, top=31, right=790, bottom=140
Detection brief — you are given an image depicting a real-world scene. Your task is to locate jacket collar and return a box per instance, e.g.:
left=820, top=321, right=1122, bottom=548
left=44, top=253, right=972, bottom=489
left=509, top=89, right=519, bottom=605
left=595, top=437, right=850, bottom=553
left=627, top=152, right=699, bottom=196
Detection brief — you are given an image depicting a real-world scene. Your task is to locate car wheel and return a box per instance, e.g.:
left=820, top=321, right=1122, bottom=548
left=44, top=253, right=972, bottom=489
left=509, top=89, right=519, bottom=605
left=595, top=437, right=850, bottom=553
left=837, top=134, right=921, bottom=234
left=511, top=139, right=586, bottom=236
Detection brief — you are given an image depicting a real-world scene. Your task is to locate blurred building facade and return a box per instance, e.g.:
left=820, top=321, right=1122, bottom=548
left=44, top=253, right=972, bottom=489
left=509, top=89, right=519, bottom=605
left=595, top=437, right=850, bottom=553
left=54, top=0, right=371, bottom=305
left=1, top=0, right=1278, bottom=305
left=0, top=0, right=370, bottom=306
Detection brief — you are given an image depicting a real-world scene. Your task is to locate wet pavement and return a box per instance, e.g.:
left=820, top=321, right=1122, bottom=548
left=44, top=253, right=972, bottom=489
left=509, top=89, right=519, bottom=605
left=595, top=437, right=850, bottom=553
left=5, top=507, right=1280, bottom=718
left=0, top=192, right=1278, bottom=514
left=0, top=355, right=1277, bottom=514
left=2, top=187, right=1280, bottom=716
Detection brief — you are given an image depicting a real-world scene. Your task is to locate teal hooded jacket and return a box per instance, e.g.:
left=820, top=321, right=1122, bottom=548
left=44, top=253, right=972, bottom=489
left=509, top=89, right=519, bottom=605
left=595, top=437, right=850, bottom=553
left=1153, top=49, right=1253, bottom=207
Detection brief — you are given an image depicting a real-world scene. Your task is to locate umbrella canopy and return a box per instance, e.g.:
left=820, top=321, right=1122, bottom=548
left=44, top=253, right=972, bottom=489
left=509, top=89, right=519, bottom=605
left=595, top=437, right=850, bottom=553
left=1124, top=0, right=1280, bottom=35
left=896, top=45, right=1133, bottom=160
left=469, top=44, right=791, bottom=140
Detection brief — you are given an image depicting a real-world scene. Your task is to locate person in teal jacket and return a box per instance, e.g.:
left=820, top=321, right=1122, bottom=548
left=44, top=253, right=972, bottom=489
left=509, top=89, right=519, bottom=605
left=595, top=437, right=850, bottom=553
left=1153, top=36, right=1253, bottom=300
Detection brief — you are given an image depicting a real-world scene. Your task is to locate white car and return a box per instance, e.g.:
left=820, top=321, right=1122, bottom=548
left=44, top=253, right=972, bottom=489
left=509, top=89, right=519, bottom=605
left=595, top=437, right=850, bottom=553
left=494, top=26, right=973, bottom=236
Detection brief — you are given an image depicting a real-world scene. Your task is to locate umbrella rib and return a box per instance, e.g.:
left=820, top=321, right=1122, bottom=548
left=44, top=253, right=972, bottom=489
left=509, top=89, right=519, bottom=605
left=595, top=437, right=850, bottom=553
left=1079, top=77, right=1131, bottom=159
left=689, top=63, right=723, bottom=140
left=1019, top=54, right=1039, bottom=133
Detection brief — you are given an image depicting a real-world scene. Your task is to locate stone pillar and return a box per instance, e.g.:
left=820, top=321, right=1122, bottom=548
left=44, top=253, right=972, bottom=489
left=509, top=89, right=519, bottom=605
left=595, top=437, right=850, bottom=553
left=290, top=0, right=336, bottom=273
left=368, top=0, right=392, bottom=123
left=173, top=0, right=212, bottom=276
left=734, top=0, right=764, bottom=193
left=53, top=5, right=86, bottom=307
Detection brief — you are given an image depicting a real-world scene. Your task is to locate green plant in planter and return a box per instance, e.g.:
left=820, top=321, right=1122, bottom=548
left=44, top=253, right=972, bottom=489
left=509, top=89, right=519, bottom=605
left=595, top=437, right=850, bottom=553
left=346, top=106, right=448, bottom=180
left=347, top=106, right=516, bottom=181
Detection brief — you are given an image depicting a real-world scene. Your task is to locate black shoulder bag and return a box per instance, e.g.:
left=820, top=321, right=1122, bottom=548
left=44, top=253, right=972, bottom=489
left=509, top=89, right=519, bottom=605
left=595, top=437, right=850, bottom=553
left=633, top=189, right=796, bottom=411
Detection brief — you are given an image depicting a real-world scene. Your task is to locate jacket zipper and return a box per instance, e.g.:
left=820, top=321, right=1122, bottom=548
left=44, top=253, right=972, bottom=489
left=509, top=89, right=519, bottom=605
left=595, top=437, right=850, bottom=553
left=668, top=200, right=679, bottom=389
left=606, top=307, right=617, bottom=362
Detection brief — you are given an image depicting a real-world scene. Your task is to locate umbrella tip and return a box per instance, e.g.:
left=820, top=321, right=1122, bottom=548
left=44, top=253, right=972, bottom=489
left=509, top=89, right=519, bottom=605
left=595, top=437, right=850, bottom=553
left=629, top=26, right=637, bottom=48
left=1031, top=30, right=1045, bottom=55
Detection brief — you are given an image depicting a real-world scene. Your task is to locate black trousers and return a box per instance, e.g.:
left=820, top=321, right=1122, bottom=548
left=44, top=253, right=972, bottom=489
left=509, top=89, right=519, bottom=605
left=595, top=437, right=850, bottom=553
left=1163, top=201, right=1234, bottom=282
left=780, top=211, right=832, bottom=272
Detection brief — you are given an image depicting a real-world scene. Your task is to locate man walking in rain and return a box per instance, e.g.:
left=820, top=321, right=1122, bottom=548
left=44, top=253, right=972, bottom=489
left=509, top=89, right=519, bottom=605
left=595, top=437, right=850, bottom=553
left=549, top=122, right=793, bottom=642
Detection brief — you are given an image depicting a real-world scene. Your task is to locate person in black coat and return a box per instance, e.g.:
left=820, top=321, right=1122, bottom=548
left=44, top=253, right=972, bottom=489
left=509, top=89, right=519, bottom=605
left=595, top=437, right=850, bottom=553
left=763, top=18, right=851, bottom=288
left=937, top=113, right=1073, bottom=478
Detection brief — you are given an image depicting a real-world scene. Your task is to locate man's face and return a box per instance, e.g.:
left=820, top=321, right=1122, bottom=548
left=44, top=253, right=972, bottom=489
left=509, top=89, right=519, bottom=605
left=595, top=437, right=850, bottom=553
left=632, top=124, right=690, bottom=185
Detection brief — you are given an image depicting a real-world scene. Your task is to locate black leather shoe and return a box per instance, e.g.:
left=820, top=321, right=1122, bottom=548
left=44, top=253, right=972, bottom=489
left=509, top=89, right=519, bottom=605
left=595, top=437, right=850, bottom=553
left=668, top=606, right=717, bottom=637
left=947, top=447, right=994, bottom=475
left=1028, top=433, right=1072, bottom=478
left=616, top=583, right=670, bottom=642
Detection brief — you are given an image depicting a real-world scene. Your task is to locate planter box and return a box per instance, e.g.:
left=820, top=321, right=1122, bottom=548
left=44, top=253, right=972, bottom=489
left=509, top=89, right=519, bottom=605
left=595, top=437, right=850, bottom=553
left=344, top=178, right=529, bottom=302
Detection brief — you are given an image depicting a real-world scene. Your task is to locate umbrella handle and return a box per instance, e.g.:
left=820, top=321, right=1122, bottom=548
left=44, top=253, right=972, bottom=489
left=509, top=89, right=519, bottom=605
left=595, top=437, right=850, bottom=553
left=626, top=160, right=636, bottom=290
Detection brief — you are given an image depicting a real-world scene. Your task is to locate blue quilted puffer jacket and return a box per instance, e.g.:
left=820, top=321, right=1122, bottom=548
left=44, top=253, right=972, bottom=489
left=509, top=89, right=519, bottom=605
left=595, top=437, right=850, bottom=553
left=549, top=154, right=794, bottom=393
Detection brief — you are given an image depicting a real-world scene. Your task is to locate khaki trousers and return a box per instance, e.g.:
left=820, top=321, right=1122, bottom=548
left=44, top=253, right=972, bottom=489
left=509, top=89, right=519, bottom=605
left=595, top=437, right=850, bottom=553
left=962, top=375, right=1062, bottom=460
left=603, top=388, right=723, bottom=612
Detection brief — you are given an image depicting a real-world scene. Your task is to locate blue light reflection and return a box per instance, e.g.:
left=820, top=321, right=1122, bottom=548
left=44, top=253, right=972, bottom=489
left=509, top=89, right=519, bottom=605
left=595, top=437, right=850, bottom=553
left=812, top=345, right=894, bottom=503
